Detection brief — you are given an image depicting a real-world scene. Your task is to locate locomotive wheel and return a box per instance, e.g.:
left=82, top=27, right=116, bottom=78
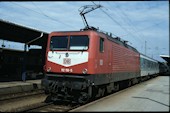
left=128, top=80, right=132, bottom=87
left=45, top=95, right=52, bottom=103
left=138, top=77, right=141, bottom=83
left=114, top=83, right=119, bottom=91
left=106, top=85, right=112, bottom=94
left=78, top=92, right=89, bottom=104
left=101, top=88, right=105, bottom=97
left=95, top=88, right=102, bottom=98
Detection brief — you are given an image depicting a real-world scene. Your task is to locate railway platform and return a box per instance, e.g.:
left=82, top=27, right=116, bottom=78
left=0, top=79, right=42, bottom=96
left=70, top=76, right=169, bottom=112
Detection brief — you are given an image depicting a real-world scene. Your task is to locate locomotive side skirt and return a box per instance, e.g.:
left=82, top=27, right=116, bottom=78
left=42, top=71, right=140, bottom=92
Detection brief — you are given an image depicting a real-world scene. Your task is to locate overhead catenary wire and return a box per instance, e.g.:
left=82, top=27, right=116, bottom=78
left=92, top=1, right=166, bottom=56
left=3, top=2, right=62, bottom=29
left=0, top=12, right=53, bottom=31
left=103, top=1, right=165, bottom=40
left=107, top=3, right=145, bottom=42
left=105, top=2, right=155, bottom=51
left=91, top=1, right=143, bottom=45
left=109, top=3, right=165, bottom=54
left=119, top=21, right=164, bottom=37
left=11, top=2, right=77, bottom=29
left=91, top=1, right=161, bottom=56
left=104, top=2, right=167, bottom=37
left=31, top=2, right=77, bottom=29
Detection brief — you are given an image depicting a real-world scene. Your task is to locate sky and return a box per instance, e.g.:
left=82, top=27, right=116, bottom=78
left=0, top=1, right=169, bottom=62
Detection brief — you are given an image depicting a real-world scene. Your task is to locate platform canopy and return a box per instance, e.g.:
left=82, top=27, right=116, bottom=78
left=160, top=55, right=170, bottom=64
left=0, top=19, right=49, bottom=46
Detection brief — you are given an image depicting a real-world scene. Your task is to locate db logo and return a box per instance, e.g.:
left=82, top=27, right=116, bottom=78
left=63, top=58, right=71, bottom=65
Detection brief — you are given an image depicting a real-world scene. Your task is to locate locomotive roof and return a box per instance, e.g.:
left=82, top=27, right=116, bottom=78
left=96, top=31, right=139, bottom=54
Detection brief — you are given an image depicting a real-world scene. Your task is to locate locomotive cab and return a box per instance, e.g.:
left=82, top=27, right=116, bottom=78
left=44, top=31, right=95, bottom=75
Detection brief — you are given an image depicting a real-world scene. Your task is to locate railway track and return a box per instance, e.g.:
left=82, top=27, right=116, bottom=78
left=21, top=102, right=80, bottom=112
left=0, top=90, right=47, bottom=112
left=0, top=76, right=159, bottom=112
left=0, top=89, right=44, bottom=102
left=0, top=89, right=80, bottom=112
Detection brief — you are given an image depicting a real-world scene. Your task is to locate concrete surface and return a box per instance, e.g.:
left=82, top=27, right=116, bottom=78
left=70, top=76, right=169, bottom=112
left=0, top=80, right=42, bottom=95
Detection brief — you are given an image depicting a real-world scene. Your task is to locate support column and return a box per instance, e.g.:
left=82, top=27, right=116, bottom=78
left=22, top=44, right=27, bottom=81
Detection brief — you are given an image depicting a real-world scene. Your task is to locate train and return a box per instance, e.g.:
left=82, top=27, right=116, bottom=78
left=0, top=47, right=44, bottom=81
left=158, top=62, right=169, bottom=76
left=41, top=29, right=167, bottom=104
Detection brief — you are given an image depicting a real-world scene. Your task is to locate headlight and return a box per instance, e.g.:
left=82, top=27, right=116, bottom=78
left=82, top=68, right=88, bottom=74
left=47, top=67, right=51, bottom=72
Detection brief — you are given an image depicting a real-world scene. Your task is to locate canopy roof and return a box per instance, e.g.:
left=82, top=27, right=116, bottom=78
left=0, top=19, right=49, bottom=46
left=160, top=55, right=170, bottom=64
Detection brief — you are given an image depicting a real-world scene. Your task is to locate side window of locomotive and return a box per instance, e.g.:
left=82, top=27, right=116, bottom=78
left=100, top=38, right=104, bottom=53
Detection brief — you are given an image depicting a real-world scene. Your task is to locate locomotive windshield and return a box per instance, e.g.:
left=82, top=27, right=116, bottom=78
left=50, top=35, right=89, bottom=50
left=70, top=36, right=89, bottom=50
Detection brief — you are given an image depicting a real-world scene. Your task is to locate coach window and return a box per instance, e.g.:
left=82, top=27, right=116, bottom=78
left=100, top=38, right=104, bottom=52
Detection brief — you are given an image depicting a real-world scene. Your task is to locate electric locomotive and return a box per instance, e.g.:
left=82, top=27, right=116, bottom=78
left=42, top=29, right=141, bottom=103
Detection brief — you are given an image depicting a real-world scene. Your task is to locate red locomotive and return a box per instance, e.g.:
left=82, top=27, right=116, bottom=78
left=42, top=29, right=141, bottom=103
